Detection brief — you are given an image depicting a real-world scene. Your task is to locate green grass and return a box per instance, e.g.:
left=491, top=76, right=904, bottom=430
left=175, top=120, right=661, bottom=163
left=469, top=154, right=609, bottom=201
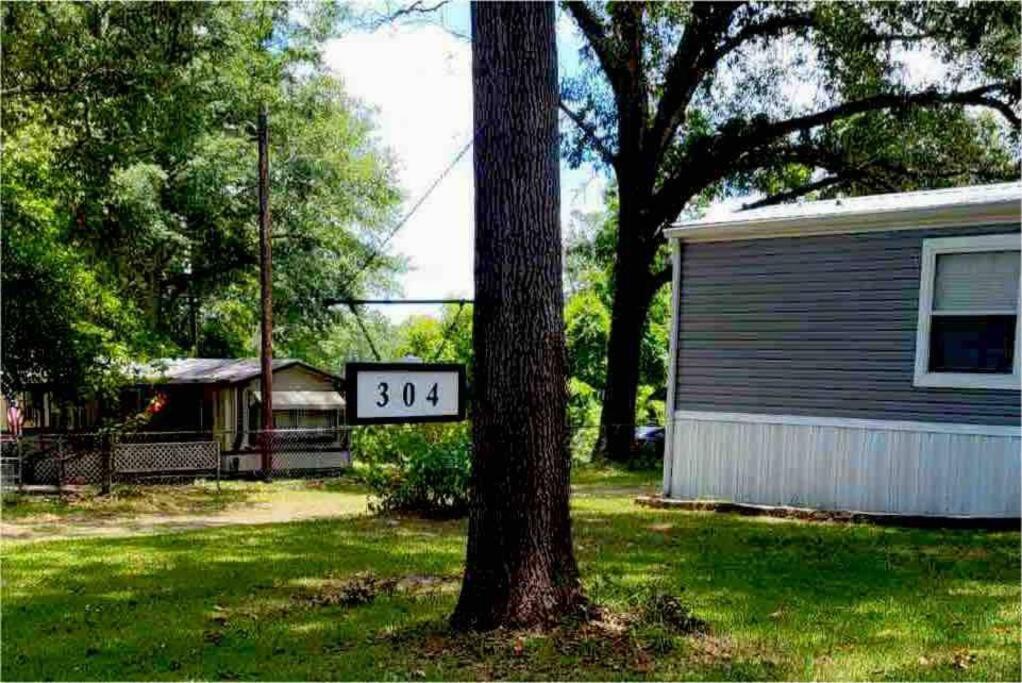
left=2, top=467, right=1019, bottom=680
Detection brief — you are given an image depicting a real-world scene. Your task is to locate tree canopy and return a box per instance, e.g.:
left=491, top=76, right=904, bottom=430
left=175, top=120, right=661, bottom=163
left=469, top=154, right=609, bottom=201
left=2, top=1, right=402, bottom=398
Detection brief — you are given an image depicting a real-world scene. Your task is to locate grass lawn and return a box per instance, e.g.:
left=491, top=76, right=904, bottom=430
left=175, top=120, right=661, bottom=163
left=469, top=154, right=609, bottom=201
left=2, top=468, right=1019, bottom=680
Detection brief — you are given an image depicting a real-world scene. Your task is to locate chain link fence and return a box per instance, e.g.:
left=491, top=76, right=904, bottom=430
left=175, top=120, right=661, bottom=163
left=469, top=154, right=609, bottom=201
left=5, top=426, right=353, bottom=489
left=2, top=421, right=660, bottom=491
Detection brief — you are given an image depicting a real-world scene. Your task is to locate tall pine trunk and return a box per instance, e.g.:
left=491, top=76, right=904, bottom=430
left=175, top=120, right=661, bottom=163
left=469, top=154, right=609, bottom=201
left=451, top=1, right=583, bottom=631
left=596, top=230, right=656, bottom=462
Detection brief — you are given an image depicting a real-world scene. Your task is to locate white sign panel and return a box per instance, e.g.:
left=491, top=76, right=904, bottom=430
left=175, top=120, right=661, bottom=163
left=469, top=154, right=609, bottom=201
left=346, top=362, right=466, bottom=424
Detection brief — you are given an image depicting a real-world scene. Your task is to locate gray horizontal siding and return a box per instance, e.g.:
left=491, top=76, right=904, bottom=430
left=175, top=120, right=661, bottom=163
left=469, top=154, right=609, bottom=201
left=674, top=224, right=1021, bottom=426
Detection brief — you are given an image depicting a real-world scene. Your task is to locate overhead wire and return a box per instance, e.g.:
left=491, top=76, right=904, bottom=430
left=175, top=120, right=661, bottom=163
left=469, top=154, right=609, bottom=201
left=337, top=129, right=479, bottom=357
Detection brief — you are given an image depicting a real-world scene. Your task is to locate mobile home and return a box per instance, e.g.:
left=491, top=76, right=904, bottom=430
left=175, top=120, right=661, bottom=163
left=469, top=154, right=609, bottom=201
left=662, top=183, right=1021, bottom=518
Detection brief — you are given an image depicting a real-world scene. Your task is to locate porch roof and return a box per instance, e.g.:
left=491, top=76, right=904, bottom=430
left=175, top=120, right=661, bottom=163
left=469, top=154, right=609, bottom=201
left=129, top=358, right=341, bottom=385
left=251, top=390, right=345, bottom=409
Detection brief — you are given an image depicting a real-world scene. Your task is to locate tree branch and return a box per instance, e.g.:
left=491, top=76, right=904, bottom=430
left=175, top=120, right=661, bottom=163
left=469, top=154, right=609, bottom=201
left=740, top=175, right=844, bottom=210
left=648, top=2, right=741, bottom=161
left=559, top=100, right=616, bottom=167
left=648, top=80, right=1020, bottom=228
left=651, top=263, right=673, bottom=290
left=607, top=2, right=650, bottom=169
left=712, top=11, right=815, bottom=62
left=746, top=81, right=1020, bottom=143
left=976, top=96, right=1022, bottom=128
left=369, top=1, right=449, bottom=26
left=646, top=8, right=945, bottom=171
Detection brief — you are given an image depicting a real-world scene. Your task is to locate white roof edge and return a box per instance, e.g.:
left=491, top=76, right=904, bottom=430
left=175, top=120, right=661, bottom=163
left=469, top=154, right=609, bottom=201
left=665, top=182, right=1022, bottom=243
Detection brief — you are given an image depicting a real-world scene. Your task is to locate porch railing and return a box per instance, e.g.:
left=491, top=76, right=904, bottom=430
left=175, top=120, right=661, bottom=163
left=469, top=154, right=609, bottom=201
left=12, top=427, right=352, bottom=488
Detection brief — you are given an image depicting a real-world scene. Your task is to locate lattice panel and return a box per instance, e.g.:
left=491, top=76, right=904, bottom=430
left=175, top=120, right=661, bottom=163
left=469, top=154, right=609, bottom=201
left=113, top=441, right=219, bottom=473
left=63, top=451, right=105, bottom=484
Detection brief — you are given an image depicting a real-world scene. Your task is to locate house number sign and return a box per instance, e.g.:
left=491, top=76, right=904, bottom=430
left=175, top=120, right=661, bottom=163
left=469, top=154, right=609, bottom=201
left=345, top=362, right=466, bottom=424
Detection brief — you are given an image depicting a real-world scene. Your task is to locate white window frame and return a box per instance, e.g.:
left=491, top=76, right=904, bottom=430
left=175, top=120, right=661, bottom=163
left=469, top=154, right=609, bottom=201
left=913, top=233, right=1022, bottom=389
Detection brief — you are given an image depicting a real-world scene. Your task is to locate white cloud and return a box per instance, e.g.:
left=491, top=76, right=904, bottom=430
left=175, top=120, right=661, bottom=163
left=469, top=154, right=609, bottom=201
left=324, top=23, right=608, bottom=323
left=324, top=25, right=474, bottom=321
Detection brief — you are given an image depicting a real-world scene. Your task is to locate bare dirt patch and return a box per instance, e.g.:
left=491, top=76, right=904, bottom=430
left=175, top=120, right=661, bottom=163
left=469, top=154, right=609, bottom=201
left=1, top=483, right=369, bottom=543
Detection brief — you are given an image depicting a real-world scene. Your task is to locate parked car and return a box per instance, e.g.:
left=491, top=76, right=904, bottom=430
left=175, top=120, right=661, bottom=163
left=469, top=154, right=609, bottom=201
left=633, top=425, right=665, bottom=462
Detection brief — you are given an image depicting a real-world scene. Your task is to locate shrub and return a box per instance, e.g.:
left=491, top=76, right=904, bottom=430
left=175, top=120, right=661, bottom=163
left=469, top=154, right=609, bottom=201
left=568, top=378, right=601, bottom=463
left=352, top=422, right=471, bottom=517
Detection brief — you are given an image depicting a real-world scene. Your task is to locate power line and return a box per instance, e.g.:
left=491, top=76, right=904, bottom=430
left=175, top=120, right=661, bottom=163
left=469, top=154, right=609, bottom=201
left=325, top=298, right=473, bottom=307
left=331, top=132, right=477, bottom=359
left=430, top=299, right=469, bottom=362
left=337, top=132, right=476, bottom=298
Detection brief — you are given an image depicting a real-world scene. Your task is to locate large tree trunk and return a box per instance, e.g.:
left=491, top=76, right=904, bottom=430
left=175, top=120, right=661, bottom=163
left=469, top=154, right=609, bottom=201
left=451, top=1, right=583, bottom=631
left=596, top=229, right=656, bottom=462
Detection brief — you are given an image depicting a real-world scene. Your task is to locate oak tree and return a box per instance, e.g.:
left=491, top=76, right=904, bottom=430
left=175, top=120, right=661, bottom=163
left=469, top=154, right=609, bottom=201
left=561, top=1, right=1021, bottom=460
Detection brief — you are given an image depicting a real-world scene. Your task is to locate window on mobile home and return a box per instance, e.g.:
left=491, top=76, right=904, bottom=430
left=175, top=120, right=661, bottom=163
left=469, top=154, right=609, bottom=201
left=914, top=233, right=1021, bottom=389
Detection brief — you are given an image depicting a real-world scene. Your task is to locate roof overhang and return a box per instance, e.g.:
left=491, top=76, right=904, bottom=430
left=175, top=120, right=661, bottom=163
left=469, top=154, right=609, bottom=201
left=251, top=390, right=345, bottom=409
left=665, top=183, right=1022, bottom=243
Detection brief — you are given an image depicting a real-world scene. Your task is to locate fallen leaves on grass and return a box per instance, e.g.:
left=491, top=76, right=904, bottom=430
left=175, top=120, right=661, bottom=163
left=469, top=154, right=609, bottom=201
left=293, top=572, right=460, bottom=609
left=951, top=650, right=978, bottom=670
left=643, top=593, right=709, bottom=634
left=688, top=633, right=736, bottom=665
left=373, top=595, right=710, bottom=679
left=296, top=572, right=398, bottom=607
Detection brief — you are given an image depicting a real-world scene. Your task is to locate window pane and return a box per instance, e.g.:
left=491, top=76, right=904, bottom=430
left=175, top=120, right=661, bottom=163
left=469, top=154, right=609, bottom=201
left=933, top=250, right=1019, bottom=312
left=929, top=315, right=1017, bottom=373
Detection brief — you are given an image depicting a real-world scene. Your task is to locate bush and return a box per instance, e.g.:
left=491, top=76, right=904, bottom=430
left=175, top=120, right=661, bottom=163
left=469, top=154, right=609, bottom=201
left=568, top=378, right=601, bottom=463
left=352, top=422, right=471, bottom=517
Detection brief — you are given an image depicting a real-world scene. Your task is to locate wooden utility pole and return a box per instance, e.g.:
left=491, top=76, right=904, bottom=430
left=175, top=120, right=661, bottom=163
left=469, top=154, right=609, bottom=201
left=451, top=2, right=583, bottom=630
left=258, top=104, right=274, bottom=479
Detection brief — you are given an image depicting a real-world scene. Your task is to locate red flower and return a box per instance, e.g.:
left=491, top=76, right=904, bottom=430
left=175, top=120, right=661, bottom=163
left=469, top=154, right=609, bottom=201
left=146, top=393, right=167, bottom=414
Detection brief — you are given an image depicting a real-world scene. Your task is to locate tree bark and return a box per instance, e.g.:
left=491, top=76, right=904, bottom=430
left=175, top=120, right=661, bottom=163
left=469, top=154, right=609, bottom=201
left=451, top=1, right=584, bottom=631
left=596, top=224, right=657, bottom=462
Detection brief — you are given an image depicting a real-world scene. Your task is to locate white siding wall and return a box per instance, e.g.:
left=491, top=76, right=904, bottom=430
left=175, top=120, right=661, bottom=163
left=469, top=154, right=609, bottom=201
left=666, top=410, right=1021, bottom=517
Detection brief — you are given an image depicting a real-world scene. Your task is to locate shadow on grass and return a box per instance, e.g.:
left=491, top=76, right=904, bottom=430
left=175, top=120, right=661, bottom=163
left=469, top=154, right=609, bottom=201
left=3, top=495, right=1019, bottom=680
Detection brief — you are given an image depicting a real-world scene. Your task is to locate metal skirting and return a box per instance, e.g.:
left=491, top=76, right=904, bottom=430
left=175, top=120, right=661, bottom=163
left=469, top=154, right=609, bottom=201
left=665, top=411, right=1021, bottom=517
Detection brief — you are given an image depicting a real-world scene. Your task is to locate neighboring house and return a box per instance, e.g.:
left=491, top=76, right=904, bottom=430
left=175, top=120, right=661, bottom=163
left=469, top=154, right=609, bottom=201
left=1, top=388, right=99, bottom=433
left=661, top=182, right=1021, bottom=518
left=125, top=358, right=348, bottom=472
left=3, top=358, right=349, bottom=475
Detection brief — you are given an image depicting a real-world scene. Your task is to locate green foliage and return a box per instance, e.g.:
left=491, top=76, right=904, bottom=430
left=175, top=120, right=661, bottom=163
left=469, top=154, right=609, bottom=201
left=567, top=378, right=602, bottom=462
left=353, top=423, right=471, bottom=518
left=564, top=204, right=669, bottom=435
left=565, top=291, right=609, bottom=390
left=1, top=2, right=401, bottom=398
left=394, top=304, right=473, bottom=366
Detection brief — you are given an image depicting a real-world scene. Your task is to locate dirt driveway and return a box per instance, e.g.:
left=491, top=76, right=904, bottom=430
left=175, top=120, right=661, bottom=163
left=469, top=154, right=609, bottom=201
left=1, top=482, right=370, bottom=543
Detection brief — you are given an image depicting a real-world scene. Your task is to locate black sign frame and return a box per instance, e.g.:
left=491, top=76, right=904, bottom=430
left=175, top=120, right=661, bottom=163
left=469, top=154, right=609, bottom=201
left=344, top=362, right=468, bottom=425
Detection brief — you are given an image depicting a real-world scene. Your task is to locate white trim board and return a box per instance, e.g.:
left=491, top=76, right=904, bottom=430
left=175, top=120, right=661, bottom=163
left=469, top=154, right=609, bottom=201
left=672, top=409, right=1022, bottom=438
left=661, top=240, right=682, bottom=496
left=665, top=183, right=1021, bottom=243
